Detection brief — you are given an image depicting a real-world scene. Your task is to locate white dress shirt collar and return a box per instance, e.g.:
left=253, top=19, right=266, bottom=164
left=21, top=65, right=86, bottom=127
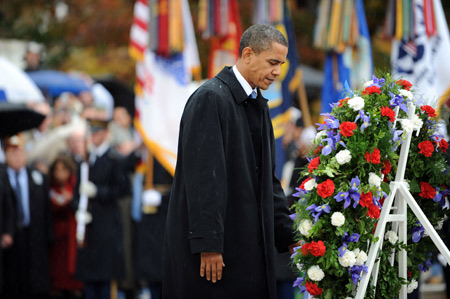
left=232, top=65, right=257, bottom=98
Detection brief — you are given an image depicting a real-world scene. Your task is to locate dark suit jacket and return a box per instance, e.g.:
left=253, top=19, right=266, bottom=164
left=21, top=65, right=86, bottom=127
left=162, top=67, right=294, bottom=299
left=2, top=166, right=52, bottom=297
left=73, top=147, right=126, bottom=281
left=0, top=164, right=14, bottom=292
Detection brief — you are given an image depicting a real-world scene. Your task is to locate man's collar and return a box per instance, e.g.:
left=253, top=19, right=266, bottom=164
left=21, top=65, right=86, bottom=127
left=216, top=66, right=266, bottom=104
left=232, top=65, right=257, bottom=97
left=92, top=141, right=109, bottom=157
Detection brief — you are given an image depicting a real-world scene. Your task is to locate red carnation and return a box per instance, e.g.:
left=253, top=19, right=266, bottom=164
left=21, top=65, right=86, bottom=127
left=419, top=182, right=435, bottom=199
left=362, top=85, right=382, bottom=95
left=339, top=122, right=357, bottom=137
left=299, top=178, right=312, bottom=190
left=367, top=203, right=381, bottom=219
left=381, top=160, right=391, bottom=175
left=381, top=106, right=396, bottom=122
left=301, top=243, right=311, bottom=255
left=421, top=105, right=436, bottom=118
left=364, top=152, right=371, bottom=163
left=371, top=148, right=381, bottom=164
left=305, top=281, right=323, bottom=296
left=314, top=145, right=323, bottom=156
left=360, top=191, right=373, bottom=207
left=439, top=139, right=448, bottom=153
left=309, top=240, right=326, bottom=257
left=308, top=157, right=320, bottom=173
left=338, top=97, right=350, bottom=107
left=364, top=148, right=381, bottom=164
left=379, top=197, right=386, bottom=206
left=418, top=140, right=434, bottom=157
left=396, top=79, right=412, bottom=90
left=317, top=179, right=335, bottom=198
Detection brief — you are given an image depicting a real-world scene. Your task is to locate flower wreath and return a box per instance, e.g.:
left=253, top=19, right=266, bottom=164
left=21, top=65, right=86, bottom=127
left=291, top=74, right=450, bottom=298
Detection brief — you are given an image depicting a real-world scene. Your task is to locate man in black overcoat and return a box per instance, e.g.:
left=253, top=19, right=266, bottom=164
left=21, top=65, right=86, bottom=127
left=2, top=134, right=53, bottom=299
left=0, top=162, right=14, bottom=294
left=162, top=24, right=298, bottom=299
left=73, top=119, right=126, bottom=299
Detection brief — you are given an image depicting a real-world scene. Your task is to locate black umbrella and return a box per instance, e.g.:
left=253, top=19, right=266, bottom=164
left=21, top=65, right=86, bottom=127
left=0, top=102, right=45, bottom=138
left=95, top=76, right=135, bottom=119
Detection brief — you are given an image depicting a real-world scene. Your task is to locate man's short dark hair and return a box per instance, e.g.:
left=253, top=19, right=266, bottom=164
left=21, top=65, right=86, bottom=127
left=239, top=24, right=288, bottom=57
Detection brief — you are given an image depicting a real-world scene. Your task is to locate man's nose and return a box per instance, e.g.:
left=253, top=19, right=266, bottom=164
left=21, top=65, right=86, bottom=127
left=272, top=65, right=282, bottom=77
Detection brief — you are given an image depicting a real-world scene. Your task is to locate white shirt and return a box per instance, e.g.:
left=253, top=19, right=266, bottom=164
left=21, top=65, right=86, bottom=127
left=232, top=65, right=257, bottom=98
left=89, top=141, right=110, bottom=165
left=7, top=166, right=30, bottom=226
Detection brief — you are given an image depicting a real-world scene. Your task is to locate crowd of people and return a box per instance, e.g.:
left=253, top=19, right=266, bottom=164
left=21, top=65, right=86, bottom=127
left=0, top=64, right=177, bottom=299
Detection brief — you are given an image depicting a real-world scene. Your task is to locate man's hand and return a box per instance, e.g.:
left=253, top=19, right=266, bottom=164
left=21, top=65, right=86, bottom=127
left=200, top=252, right=225, bottom=283
left=289, top=241, right=302, bottom=254
left=1, top=234, right=13, bottom=248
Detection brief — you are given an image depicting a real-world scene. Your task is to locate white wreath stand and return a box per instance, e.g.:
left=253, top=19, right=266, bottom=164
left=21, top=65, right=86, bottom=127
left=355, top=102, right=450, bottom=298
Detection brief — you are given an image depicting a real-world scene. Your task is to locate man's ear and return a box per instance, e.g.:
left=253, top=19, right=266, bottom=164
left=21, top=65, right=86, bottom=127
left=241, top=47, right=253, bottom=63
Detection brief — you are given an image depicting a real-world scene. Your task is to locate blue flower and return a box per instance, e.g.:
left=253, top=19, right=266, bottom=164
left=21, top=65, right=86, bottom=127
left=411, top=222, right=425, bottom=243
left=372, top=75, right=385, bottom=87
left=349, top=265, right=368, bottom=285
left=338, top=242, right=348, bottom=257
left=289, top=213, right=297, bottom=221
left=335, top=177, right=360, bottom=208
left=354, top=110, right=371, bottom=132
left=321, top=138, right=334, bottom=156
left=293, top=276, right=307, bottom=293
left=306, top=204, right=331, bottom=223
left=335, top=191, right=351, bottom=209
left=389, top=91, right=408, bottom=113
left=338, top=232, right=360, bottom=256
left=418, top=258, right=432, bottom=272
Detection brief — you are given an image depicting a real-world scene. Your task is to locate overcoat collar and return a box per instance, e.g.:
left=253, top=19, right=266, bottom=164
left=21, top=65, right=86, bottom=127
left=216, top=66, right=267, bottom=105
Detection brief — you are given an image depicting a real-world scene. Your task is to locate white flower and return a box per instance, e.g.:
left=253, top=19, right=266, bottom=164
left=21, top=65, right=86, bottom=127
left=355, top=250, right=368, bottom=266
left=336, top=149, right=352, bottom=165
left=407, top=279, right=418, bottom=293
left=400, top=89, right=413, bottom=100
left=331, top=212, right=345, bottom=227
left=363, top=80, right=373, bottom=87
left=296, top=263, right=303, bottom=271
left=385, top=230, right=398, bottom=244
left=338, top=250, right=356, bottom=267
left=401, top=119, right=413, bottom=134
left=315, top=130, right=327, bottom=141
left=304, top=179, right=318, bottom=191
left=368, top=172, right=381, bottom=188
left=348, top=96, right=365, bottom=111
left=298, top=219, right=313, bottom=236
left=435, top=219, right=444, bottom=230
left=411, top=114, right=423, bottom=131
left=307, top=265, right=325, bottom=281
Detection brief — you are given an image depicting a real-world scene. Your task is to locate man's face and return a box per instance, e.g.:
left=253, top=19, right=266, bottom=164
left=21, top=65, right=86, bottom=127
left=245, top=42, right=288, bottom=90
left=90, top=129, right=108, bottom=147
left=5, top=147, right=27, bottom=171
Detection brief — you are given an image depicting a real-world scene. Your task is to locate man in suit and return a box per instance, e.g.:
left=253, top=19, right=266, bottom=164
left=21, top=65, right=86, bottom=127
left=162, top=24, right=298, bottom=299
left=0, top=162, right=14, bottom=294
left=73, top=119, right=127, bottom=299
left=2, top=134, right=53, bottom=299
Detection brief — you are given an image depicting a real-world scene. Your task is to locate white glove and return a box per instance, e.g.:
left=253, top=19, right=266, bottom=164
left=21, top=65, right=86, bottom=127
left=79, top=181, right=97, bottom=198
left=75, top=210, right=92, bottom=224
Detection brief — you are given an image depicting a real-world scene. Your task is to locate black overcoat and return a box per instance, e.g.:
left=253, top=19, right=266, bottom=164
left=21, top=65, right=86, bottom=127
left=162, top=67, right=294, bottom=299
left=2, top=167, right=53, bottom=297
left=0, top=164, right=14, bottom=293
left=73, top=148, right=126, bottom=282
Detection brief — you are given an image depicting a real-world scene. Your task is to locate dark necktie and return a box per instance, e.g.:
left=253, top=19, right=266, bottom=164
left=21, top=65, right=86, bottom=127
left=15, top=172, right=25, bottom=226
